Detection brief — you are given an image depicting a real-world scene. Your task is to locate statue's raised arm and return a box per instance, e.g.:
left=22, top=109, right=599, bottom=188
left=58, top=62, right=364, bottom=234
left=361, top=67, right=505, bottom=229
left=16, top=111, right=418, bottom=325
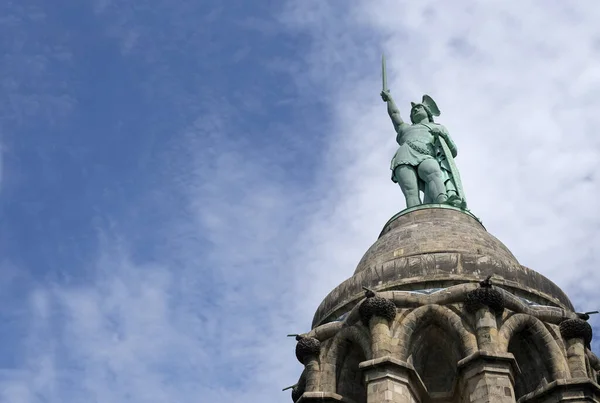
left=381, top=90, right=404, bottom=130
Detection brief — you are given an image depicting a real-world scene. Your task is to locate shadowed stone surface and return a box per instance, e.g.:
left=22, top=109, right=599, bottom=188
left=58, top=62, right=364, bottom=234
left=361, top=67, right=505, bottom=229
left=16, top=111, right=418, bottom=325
left=312, top=207, right=573, bottom=328
left=292, top=385, right=302, bottom=402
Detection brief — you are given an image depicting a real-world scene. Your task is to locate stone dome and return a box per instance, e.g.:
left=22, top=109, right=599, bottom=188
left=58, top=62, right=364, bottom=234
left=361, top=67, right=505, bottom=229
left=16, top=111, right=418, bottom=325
left=353, top=206, right=518, bottom=275
left=311, top=205, right=573, bottom=328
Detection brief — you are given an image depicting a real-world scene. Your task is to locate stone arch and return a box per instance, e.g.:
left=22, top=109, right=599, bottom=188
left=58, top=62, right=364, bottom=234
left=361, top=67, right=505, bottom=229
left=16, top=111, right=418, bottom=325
left=498, top=314, right=569, bottom=398
left=393, top=304, right=477, bottom=359
left=393, top=304, right=477, bottom=395
left=320, top=325, right=371, bottom=400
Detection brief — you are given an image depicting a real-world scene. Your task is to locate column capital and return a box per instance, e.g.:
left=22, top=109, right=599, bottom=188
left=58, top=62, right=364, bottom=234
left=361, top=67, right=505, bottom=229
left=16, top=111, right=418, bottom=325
left=458, top=350, right=520, bottom=384
left=359, top=356, right=428, bottom=402
left=519, top=379, right=600, bottom=403
left=296, top=391, right=356, bottom=403
left=458, top=351, right=519, bottom=402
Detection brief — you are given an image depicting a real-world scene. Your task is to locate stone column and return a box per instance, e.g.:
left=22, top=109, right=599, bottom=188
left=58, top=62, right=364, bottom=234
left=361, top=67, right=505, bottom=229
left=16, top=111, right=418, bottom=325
left=565, top=338, right=586, bottom=378
left=457, top=351, right=518, bottom=403
left=474, top=308, right=497, bottom=351
left=294, top=337, right=356, bottom=403
left=359, top=356, right=427, bottom=403
left=295, top=336, right=322, bottom=394
left=292, top=335, right=360, bottom=403
left=359, top=292, right=397, bottom=359
left=465, top=285, right=504, bottom=352
left=559, top=319, right=591, bottom=379
left=370, top=316, right=393, bottom=358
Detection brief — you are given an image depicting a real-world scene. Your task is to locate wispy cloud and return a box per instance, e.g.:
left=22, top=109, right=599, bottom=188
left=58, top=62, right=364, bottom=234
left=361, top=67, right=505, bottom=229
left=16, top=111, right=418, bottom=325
left=1, top=1, right=599, bottom=402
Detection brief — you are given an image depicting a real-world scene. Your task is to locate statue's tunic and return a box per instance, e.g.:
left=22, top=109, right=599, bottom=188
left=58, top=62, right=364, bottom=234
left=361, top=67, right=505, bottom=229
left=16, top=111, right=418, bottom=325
left=391, top=123, right=435, bottom=170
left=390, top=123, right=453, bottom=183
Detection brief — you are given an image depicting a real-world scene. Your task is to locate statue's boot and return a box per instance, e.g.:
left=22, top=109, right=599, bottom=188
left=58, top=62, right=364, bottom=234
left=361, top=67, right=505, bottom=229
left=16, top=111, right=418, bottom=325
left=447, top=194, right=467, bottom=209
left=435, top=193, right=448, bottom=204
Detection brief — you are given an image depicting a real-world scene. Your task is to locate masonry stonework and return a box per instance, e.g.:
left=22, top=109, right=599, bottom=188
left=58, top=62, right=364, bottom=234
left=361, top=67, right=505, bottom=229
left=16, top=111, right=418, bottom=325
left=289, top=207, right=600, bottom=403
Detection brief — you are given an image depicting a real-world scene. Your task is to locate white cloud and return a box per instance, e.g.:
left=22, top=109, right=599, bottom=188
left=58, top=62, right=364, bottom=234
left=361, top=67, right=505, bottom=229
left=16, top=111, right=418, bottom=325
left=2, top=2, right=600, bottom=402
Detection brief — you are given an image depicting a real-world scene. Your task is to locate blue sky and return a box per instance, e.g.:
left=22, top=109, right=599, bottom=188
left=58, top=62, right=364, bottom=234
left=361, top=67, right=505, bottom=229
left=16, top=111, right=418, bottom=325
left=1, top=1, right=600, bottom=402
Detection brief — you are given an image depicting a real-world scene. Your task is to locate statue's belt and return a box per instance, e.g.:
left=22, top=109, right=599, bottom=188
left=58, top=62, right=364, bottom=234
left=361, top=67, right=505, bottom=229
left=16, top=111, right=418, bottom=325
left=406, top=140, right=434, bottom=155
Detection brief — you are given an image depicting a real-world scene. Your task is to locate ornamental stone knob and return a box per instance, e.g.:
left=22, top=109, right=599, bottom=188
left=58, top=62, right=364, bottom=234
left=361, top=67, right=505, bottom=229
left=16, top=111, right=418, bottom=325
left=295, top=337, right=321, bottom=365
left=465, top=287, right=505, bottom=314
left=359, top=294, right=397, bottom=325
left=560, top=318, right=593, bottom=346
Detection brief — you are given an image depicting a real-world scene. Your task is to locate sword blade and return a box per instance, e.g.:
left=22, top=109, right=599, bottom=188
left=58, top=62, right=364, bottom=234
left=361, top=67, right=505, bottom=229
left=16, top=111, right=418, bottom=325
left=381, top=53, right=388, bottom=92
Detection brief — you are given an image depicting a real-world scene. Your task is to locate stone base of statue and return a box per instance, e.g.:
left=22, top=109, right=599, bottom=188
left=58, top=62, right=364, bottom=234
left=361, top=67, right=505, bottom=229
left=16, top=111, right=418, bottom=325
left=312, top=206, right=571, bottom=328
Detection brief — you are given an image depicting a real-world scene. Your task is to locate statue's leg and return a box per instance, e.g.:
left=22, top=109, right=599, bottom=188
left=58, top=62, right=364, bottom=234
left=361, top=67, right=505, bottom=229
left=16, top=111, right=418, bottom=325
left=393, top=165, right=421, bottom=207
left=417, top=159, right=448, bottom=204
left=423, top=182, right=433, bottom=204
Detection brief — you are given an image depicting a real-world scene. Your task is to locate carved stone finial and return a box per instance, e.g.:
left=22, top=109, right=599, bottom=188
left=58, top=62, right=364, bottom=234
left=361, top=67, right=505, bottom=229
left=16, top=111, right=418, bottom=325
left=362, top=286, right=376, bottom=298
left=295, top=336, right=321, bottom=365
left=359, top=291, right=396, bottom=325
left=479, top=274, right=493, bottom=288
left=560, top=318, right=593, bottom=346
left=465, top=286, right=504, bottom=314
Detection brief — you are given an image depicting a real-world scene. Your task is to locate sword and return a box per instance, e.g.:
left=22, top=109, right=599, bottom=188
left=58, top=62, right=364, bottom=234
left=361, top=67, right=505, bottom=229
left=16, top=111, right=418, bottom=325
left=381, top=54, right=388, bottom=92
left=438, top=135, right=467, bottom=206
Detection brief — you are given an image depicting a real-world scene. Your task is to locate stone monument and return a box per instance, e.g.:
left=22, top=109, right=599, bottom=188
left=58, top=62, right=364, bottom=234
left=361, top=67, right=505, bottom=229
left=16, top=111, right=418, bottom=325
left=285, top=57, right=600, bottom=403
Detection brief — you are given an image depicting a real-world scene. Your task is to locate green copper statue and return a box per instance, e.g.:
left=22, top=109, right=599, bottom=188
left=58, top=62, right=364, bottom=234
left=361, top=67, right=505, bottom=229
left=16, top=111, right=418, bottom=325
left=380, top=55, right=467, bottom=209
